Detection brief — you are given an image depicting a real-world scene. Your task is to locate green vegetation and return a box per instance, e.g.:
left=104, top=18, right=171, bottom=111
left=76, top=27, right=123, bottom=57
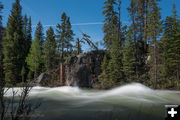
left=159, top=2, right=180, bottom=88
left=44, top=27, right=56, bottom=72
left=26, top=37, right=42, bottom=78
left=0, top=1, right=4, bottom=86
left=147, top=0, right=162, bottom=89
left=56, top=12, right=74, bottom=63
left=3, top=0, right=26, bottom=85
left=22, top=15, right=32, bottom=82
left=98, top=0, right=180, bottom=89
left=35, top=21, right=44, bottom=49
left=34, top=21, right=45, bottom=73
left=98, top=55, right=110, bottom=88
left=122, top=28, right=136, bottom=82
left=75, top=38, right=84, bottom=55
left=0, top=0, right=179, bottom=89
left=102, top=0, right=118, bottom=48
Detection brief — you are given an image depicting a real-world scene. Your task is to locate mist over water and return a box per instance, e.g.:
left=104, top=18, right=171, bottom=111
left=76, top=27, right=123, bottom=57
left=5, top=83, right=180, bottom=120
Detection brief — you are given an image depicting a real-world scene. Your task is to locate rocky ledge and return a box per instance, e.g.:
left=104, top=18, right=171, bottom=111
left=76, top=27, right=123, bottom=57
left=36, top=50, right=109, bottom=88
left=66, top=50, right=109, bottom=88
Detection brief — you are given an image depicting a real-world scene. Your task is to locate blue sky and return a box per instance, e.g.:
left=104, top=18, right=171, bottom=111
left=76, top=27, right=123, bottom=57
left=1, top=0, right=180, bottom=51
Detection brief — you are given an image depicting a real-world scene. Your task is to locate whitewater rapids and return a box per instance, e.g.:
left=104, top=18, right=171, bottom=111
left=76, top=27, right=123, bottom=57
left=4, top=83, right=180, bottom=120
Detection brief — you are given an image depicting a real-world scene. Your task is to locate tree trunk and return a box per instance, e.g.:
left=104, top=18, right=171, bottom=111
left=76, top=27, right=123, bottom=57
left=176, top=57, right=180, bottom=80
left=60, top=64, right=64, bottom=85
left=77, top=38, right=80, bottom=54
left=144, top=0, right=148, bottom=51
left=153, top=34, right=157, bottom=89
left=132, top=13, right=138, bottom=79
left=118, top=0, right=122, bottom=45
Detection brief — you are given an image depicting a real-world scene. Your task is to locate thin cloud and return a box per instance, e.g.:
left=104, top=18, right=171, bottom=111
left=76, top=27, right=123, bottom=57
left=32, top=22, right=103, bottom=28
left=72, top=22, right=103, bottom=26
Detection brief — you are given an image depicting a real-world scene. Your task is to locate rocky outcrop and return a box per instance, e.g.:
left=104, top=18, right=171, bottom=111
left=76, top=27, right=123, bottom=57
left=34, top=68, right=60, bottom=86
left=36, top=73, right=52, bottom=86
left=34, top=50, right=109, bottom=88
left=66, top=50, right=109, bottom=88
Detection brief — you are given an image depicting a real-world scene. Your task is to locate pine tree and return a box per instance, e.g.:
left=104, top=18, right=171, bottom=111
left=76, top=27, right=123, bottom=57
left=122, top=27, right=136, bottom=82
left=23, top=15, right=28, bottom=43
left=102, top=0, right=118, bottom=48
left=136, top=0, right=147, bottom=77
left=169, top=0, right=180, bottom=81
left=35, top=21, right=44, bottom=48
left=35, top=21, right=44, bottom=73
left=147, top=0, right=162, bottom=88
left=56, top=12, right=74, bottom=63
left=75, top=38, right=84, bottom=55
left=0, top=2, right=4, bottom=85
left=101, top=0, right=125, bottom=87
left=137, top=0, right=146, bottom=45
left=107, top=29, right=124, bottom=86
left=117, top=0, right=122, bottom=44
left=0, top=2, right=2, bottom=23
left=160, top=1, right=180, bottom=86
left=26, top=16, right=32, bottom=55
left=98, top=55, right=109, bottom=88
left=117, top=0, right=126, bottom=46
left=144, top=0, right=149, bottom=51
left=26, top=37, right=42, bottom=78
left=127, top=0, right=146, bottom=80
left=44, top=27, right=56, bottom=72
left=22, top=15, right=32, bottom=81
left=3, top=0, right=26, bottom=85
left=21, top=65, right=25, bottom=82
left=127, top=0, right=150, bottom=81
left=66, top=17, right=74, bottom=53
left=127, top=0, right=139, bottom=78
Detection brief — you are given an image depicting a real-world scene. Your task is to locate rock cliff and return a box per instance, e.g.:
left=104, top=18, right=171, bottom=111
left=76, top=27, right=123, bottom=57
left=35, top=50, right=109, bottom=88
left=66, top=50, right=109, bottom=87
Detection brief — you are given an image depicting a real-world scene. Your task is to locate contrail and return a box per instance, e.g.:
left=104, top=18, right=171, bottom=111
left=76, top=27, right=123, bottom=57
left=32, top=21, right=130, bottom=28
left=32, top=22, right=104, bottom=28
left=72, top=22, right=103, bottom=26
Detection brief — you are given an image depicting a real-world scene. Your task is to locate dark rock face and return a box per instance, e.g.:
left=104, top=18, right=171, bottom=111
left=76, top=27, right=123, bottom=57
left=35, top=68, right=60, bottom=86
left=36, top=73, right=52, bottom=86
left=66, top=50, right=109, bottom=88
left=34, top=50, right=109, bottom=88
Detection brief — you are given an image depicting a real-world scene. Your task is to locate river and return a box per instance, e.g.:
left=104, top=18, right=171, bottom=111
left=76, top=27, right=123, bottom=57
left=5, top=83, right=180, bottom=120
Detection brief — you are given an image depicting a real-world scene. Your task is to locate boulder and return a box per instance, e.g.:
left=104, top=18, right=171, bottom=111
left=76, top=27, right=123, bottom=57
left=35, top=73, right=52, bottom=86
left=66, top=50, right=109, bottom=88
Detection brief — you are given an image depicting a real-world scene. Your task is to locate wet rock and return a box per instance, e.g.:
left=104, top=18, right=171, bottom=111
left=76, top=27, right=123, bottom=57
left=66, top=50, right=109, bottom=88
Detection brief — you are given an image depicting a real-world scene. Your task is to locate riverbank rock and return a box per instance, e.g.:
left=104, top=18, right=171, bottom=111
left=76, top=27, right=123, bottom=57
left=36, top=73, right=52, bottom=86
left=66, top=50, right=109, bottom=88
left=35, top=68, right=60, bottom=86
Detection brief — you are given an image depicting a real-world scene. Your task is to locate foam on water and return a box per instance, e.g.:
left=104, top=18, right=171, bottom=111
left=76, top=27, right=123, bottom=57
left=104, top=83, right=152, bottom=95
left=4, top=83, right=180, bottom=104
left=3, top=83, right=180, bottom=120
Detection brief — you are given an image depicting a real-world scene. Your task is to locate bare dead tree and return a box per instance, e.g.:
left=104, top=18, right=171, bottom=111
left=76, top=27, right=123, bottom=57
left=76, top=38, right=85, bottom=54
left=0, top=82, right=41, bottom=120
left=81, top=33, right=98, bottom=51
left=0, top=85, right=10, bottom=120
